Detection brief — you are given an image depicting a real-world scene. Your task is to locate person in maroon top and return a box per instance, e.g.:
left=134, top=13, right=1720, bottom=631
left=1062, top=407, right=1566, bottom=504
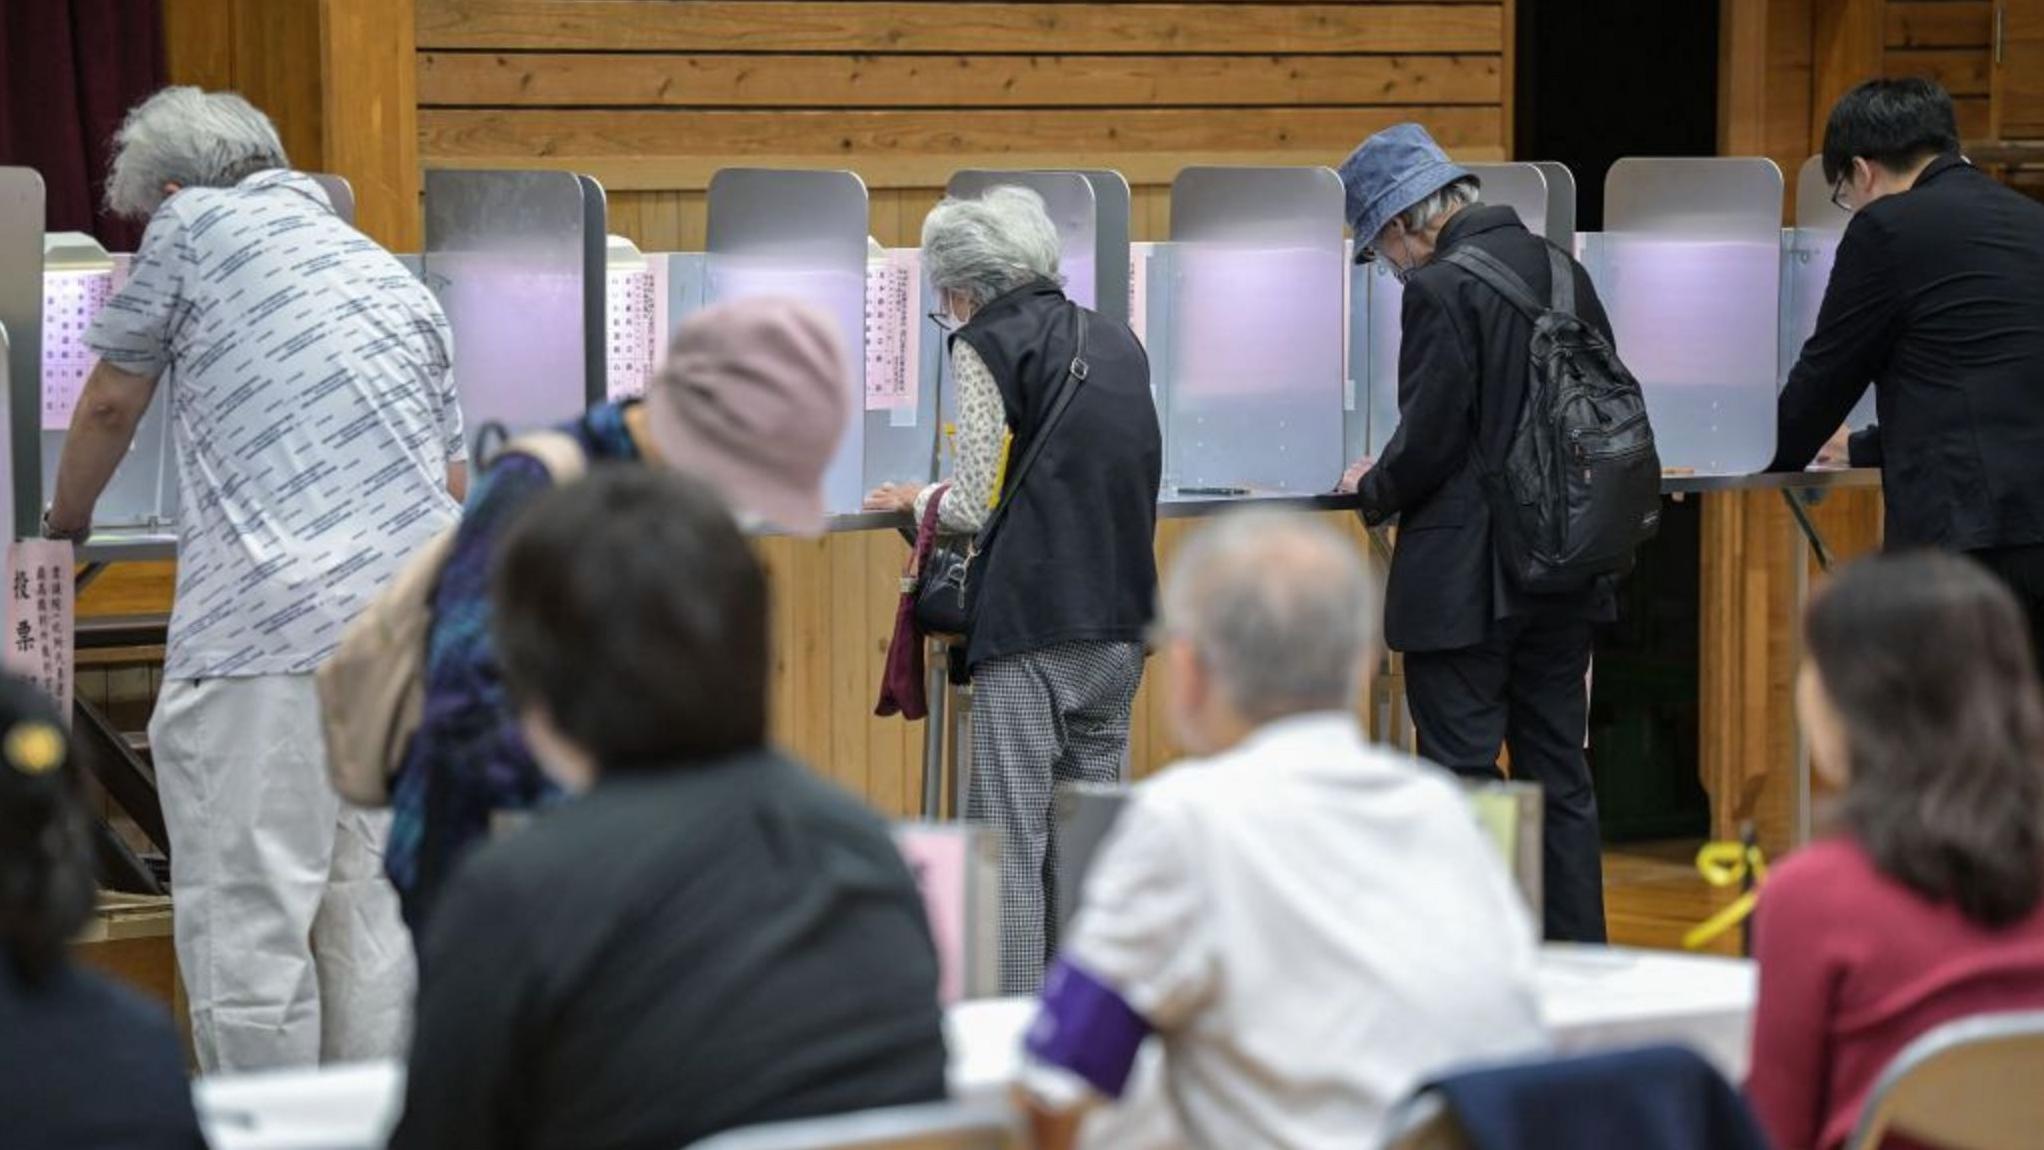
left=1749, top=551, right=2044, bottom=1150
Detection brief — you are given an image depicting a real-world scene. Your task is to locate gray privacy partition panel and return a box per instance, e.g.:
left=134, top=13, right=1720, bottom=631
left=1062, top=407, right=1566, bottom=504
left=308, top=174, right=356, bottom=227
left=1782, top=155, right=1873, bottom=430
left=1355, top=162, right=1557, bottom=459
left=1078, top=170, right=1132, bottom=325
left=947, top=171, right=1101, bottom=311
left=1534, top=162, right=1578, bottom=254
left=0, top=327, right=10, bottom=538
left=0, top=169, right=40, bottom=538
left=707, top=169, right=868, bottom=514
left=1588, top=157, right=1784, bottom=476
left=1165, top=168, right=1346, bottom=496
left=424, top=169, right=599, bottom=435
left=578, top=175, right=609, bottom=402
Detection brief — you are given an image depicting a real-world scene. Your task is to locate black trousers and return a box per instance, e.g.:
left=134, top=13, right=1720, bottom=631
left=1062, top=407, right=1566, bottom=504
left=1970, top=544, right=2044, bottom=670
left=1403, top=614, right=1607, bottom=944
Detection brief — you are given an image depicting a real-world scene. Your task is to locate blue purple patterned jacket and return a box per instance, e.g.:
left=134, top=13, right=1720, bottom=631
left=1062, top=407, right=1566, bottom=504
left=383, top=402, right=642, bottom=931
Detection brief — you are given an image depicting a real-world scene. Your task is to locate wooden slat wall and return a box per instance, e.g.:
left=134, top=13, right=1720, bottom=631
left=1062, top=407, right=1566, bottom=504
left=1885, top=0, right=1994, bottom=137
left=415, top=0, right=1511, bottom=189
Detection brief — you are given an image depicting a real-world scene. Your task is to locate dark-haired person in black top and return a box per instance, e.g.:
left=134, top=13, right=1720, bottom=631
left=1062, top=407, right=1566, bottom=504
left=390, top=469, right=946, bottom=1150
left=1773, top=78, right=2044, bottom=661
left=0, top=675, right=206, bottom=1150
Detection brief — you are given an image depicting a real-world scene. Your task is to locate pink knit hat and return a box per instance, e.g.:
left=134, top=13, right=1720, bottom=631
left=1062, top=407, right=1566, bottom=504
left=643, top=299, right=851, bottom=536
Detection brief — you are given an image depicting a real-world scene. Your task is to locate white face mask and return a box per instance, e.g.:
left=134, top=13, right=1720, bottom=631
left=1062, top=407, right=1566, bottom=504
left=1386, top=229, right=1424, bottom=285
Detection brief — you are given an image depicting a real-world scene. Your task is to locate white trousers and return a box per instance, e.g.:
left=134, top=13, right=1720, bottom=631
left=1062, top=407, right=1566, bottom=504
left=151, top=675, right=415, bottom=1073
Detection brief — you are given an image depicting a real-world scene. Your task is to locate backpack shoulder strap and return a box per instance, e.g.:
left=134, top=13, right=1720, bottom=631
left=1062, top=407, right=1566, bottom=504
left=1442, top=245, right=1548, bottom=322
left=1544, top=245, right=1577, bottom=317
left=502, top=429, right=590, bottom=484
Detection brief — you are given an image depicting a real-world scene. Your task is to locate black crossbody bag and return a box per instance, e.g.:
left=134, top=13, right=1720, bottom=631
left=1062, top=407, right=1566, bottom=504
left=915, top=307, right=1091, bottom=638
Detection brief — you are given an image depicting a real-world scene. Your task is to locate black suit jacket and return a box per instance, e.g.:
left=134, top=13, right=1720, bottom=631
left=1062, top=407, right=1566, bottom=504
left=1772, top=154, right=2044, bottom=551
left=1359, top=206, right=1617, bottom=653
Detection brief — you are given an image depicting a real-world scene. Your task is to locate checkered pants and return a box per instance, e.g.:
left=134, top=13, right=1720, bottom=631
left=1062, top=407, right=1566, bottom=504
left=968, top=640, right=1146, bottom=995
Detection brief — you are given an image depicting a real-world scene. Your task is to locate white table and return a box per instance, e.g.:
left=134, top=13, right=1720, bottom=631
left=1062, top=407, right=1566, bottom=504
left=195, top=945, right=1755, bottom=1150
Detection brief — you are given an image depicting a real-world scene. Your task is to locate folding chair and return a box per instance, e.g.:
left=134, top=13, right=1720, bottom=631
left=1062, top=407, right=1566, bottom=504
left=1846, top=1010, right=2044, bottom=1150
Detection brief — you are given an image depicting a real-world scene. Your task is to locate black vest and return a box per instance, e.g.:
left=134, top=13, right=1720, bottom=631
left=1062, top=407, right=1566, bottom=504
left=954, top=281, right=1162, bottom=668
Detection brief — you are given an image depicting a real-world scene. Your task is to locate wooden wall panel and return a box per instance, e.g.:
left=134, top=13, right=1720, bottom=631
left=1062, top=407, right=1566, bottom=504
left=417, top=1, right=1505, bottom=54
left=1997, top=0, right=2044, bottom=139
left=1882, top=0, right=1994, bottom=144
left=418, top=53, right=1504, bottom=109
left=417, top=0, right=1512, bottom=192
left=1885, top=0, right=1993, bottom=47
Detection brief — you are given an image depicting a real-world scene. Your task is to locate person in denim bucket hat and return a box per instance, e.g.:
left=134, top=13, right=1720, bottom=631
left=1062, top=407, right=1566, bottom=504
left=1339, top=123, right=1478, bottom=270
left=1335, top=121, right=1623, bottom=946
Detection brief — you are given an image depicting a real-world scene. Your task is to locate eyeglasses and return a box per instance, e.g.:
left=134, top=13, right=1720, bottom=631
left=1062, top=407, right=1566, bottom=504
left=928, top=309, right=958, bottom=333
left=1829, top=176, right=1853, bottom=213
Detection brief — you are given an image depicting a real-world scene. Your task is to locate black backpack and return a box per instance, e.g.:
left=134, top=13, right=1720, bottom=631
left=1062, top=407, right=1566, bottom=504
left=1441, top=243, right=1662, bottom=593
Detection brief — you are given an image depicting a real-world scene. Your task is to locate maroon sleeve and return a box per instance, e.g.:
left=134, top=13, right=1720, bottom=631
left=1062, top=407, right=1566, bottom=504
left=1746, top=851, right=1849, bottom=1150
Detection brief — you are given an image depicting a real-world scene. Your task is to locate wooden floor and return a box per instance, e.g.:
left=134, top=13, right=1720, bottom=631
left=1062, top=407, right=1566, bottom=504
left=1606, top=839, right=1747, bottom=958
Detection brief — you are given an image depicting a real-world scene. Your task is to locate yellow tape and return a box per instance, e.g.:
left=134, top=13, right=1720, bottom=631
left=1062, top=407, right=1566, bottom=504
left=1682, top=841, right=1769, bottom=950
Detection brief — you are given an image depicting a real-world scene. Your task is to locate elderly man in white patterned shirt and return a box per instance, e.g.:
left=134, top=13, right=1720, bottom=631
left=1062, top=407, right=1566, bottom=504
left=46, top=87, right=466, bottom=1072
left=1019, top=510, right=1549, bottom=1150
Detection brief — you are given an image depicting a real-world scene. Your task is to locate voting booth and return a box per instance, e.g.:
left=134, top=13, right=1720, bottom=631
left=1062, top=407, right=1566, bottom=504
left=1151, top=167, right=1348, bottom=500
left=10, top=170, right=368, bottom=559
left=424, top=169, right=606, bottom=438
left=1582, top=158, right=1786, bottom=477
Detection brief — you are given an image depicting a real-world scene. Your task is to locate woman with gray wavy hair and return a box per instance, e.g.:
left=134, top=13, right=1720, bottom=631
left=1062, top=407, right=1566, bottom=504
left=865, top=186, right=1162, bottom=994
left=103, top=86, right=288, bottom=219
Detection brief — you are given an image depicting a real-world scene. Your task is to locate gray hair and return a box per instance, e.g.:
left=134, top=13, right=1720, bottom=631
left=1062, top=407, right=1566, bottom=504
left=920, top=186, right=1063, bottom=308
left=1161, top=510, right=1382, bottom=722
left=1395, top=176, right=1481, bottom=235
left=105, top=87, right=288, bottom=220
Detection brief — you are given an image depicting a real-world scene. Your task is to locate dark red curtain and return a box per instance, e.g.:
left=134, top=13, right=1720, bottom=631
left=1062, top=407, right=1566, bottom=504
left=0, top=0, right=166, bottom=251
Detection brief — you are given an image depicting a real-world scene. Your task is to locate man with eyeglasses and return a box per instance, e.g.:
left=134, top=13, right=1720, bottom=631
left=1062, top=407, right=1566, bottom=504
left=1773, top=78, right=2044, bottom=659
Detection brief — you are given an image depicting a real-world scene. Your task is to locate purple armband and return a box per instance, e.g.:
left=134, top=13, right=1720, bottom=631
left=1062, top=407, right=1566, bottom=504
left=1024, top=958, right=1153, bottom=1098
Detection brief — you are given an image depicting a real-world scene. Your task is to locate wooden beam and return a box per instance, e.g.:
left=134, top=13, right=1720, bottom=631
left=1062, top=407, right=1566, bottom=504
left=320, top=0, right=423, bottom=248
left=425, top=147, right=1508, bottom=193
left=421, top=104, right=1502, bottom=157
left=420, top=105, right=1505, bottom=189
left=162, top=0, right=235, bottom=90
left=230, top=0, right=327, bottom=170
left=1813, top=0, right=1885, bottom=152
left=1885, top=1, right=1993, bottom=49
left=417, top=52, right=1504, bottom=109
left=416, top=0, right=1505, bottom=55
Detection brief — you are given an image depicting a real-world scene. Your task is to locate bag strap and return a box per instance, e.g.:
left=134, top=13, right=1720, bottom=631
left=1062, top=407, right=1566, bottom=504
left=972, top=306, right=1090, bottom=551
left=1441, top=245, right=1550, bottom=322
left=502, top=429, right=590, bottom=484
left=905, top=482, right=951, bottom=586
left=1545, top=245, right=1576, bottom=317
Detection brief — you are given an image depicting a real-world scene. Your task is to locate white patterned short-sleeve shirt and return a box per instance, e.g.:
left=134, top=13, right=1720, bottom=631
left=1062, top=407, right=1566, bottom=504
left=87, top=170, right=465, bottom=680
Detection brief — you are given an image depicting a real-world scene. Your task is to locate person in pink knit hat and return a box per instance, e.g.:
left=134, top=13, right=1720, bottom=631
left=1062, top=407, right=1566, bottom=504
left=384, top=297, right=852, bottom=937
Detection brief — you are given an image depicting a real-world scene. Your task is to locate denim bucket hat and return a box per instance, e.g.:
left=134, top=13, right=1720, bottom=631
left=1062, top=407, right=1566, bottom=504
left=1338, top=123, right=1475, bottom=263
